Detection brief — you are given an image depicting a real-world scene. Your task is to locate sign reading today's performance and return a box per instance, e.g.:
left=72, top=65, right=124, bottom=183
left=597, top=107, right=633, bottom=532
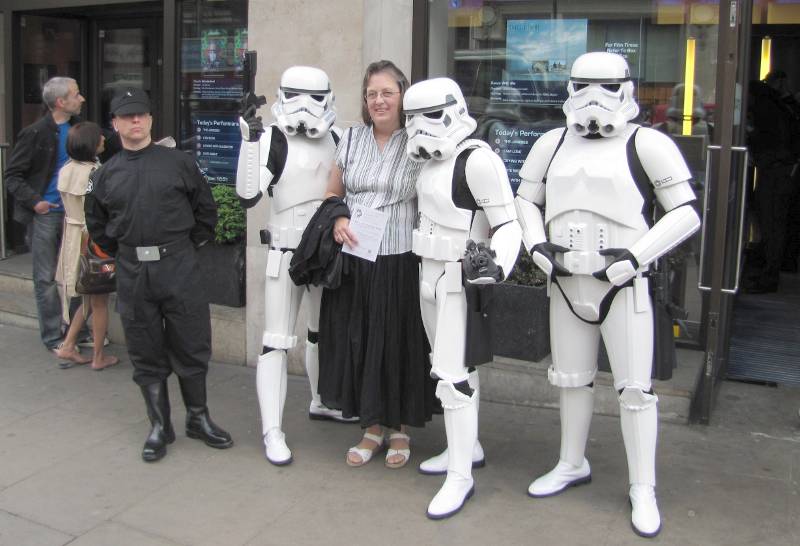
left=192, top=114, right=242, bottom=184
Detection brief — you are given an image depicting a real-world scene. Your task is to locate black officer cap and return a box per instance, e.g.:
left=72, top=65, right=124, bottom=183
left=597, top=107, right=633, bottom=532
left=111, top=88, right=151, bottom=116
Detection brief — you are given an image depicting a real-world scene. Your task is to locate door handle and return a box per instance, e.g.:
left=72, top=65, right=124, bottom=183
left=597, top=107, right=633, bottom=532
left=698, top=145, right=748, bottom=294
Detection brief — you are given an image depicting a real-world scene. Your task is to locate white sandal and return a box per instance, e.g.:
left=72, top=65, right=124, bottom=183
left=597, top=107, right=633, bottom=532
left=346, top=431, right=384, bottom=467
left=385, top=432, right=411, bottom=469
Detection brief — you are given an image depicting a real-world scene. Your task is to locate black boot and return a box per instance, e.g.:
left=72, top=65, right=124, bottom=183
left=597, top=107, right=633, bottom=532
left=140, top=381, right=176, bottom=462
left=178, top=376, right=233, bottom=449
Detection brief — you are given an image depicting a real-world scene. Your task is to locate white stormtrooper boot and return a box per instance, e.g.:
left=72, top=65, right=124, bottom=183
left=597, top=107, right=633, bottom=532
left=257, top=350, right=292, bottom=465
left=620, top=388, right=660, bottom=538
left=529, top=385, right=593, bottom=497
left=306, top=340, right=357, bottom=423
left=427, top=382, right=477, bottom=520
left=419, top=370, right=485, bottom=475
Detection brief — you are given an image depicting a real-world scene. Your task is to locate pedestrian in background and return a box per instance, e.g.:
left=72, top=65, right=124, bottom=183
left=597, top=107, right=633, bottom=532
left=3, top=77, right=85, bottom=351
left=54, top=121, right=119, bottom=370
left=85, top=88, right=232, bottom=462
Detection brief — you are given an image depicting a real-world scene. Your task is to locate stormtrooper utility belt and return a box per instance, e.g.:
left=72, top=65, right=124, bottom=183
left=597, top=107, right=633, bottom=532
left=553, top=250, right=649, bottom=325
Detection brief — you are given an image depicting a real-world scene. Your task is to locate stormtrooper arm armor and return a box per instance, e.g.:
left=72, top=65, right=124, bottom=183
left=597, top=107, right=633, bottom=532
left=514, top=180, right=547, bottom=251
left=595, top=128, right=701, bottom=286
left=236, top=123, right=275, bottom=207
left=630, top=128, right=701, bottom=268
left=464, top=147, right=521, bottom=280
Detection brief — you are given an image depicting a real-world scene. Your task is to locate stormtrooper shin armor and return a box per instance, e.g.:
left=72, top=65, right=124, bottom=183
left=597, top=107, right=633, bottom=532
left=236, top=66, right=348, bottom=466
left=515, top=52, right=700, bottom=538
left=405, top=77, right=522, bottom=520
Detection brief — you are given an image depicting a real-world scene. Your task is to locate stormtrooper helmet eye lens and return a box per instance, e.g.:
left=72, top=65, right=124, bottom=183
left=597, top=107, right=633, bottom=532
left=573, top=83, right=589, bottom=91
left=601, top=83, right=621, bottom=92
left=311, top=94, right=326, bottom=102
left=423, top=110, right=444, bottom=120
left=284, top=92, right=299, bottom=99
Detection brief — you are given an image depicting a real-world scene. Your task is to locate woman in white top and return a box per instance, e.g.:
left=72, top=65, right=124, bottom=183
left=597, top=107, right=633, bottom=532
left=319, top=60, right=435, bottom=468
left=54, top=122, right=119, bottom=370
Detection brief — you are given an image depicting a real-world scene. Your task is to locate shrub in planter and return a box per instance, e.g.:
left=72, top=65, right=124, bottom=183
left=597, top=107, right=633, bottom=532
left=492, top=245, right=551, bottom=362
left=197, top=184, right=246, bottom=307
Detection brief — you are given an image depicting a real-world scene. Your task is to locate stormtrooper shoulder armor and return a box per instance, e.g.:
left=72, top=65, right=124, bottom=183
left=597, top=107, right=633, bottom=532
left=464, top=145, right=516, bottom=227
left=634, top=128, right=691, bottom=191
left=517, top=128, right=566, bottom=203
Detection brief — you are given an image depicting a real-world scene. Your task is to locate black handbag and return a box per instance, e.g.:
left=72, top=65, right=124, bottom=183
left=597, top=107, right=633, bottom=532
left=75, top=238, right=116, bottom=295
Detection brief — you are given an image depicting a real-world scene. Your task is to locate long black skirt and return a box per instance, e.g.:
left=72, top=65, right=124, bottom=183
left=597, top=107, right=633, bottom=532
left=319, top=251, right=436, bottom=429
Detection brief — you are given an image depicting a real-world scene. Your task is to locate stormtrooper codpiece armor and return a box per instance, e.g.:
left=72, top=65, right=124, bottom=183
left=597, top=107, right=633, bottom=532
left=404, top=78, right=522, bottom=519
left=514, top=52, right=700, bottom=537
left=236, top=65, right=352, bottom=467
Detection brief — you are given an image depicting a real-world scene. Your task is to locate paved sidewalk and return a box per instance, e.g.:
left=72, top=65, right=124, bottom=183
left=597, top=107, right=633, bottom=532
left=0, top=323, right=798, bottom=546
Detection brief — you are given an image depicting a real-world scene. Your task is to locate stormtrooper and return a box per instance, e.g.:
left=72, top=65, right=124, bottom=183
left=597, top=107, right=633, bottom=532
left=404, top=77, right=522, bottom=519
left=514, top=52, right=700, bottom=537
left=236, top=65, right=353, bottom=466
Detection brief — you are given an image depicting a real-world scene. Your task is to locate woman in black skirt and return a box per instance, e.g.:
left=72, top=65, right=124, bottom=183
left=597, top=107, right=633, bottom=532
left=319, top=60, right=435, bottom=468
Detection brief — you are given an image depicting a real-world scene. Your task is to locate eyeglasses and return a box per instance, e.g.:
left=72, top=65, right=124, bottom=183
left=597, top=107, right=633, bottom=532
left=365, top=90, right=400, bottom=102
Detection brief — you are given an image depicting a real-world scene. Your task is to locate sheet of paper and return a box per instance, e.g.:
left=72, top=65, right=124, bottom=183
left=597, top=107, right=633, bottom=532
left=342, top=203, right=388, bottom=262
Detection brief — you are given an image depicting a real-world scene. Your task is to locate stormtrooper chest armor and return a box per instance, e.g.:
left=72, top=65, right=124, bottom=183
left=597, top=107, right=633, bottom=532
left=267, top=131, right=336, bottom=250
left=545, top=126, right=650, bottom=255
left=413, top=142, right=491, bottom=262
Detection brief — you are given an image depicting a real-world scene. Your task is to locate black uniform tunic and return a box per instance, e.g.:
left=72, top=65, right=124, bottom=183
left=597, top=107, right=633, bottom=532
left=85, top=143, right=217, bottom=386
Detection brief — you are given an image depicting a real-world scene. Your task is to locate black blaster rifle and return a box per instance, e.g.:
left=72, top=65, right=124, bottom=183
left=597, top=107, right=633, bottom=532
left=240, top=50, right=267, bottom=130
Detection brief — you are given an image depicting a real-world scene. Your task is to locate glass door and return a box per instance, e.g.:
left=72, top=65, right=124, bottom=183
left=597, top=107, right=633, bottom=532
left=93, top=18, right=162, bottom=141
left=693, top=0, right=752, bottom=423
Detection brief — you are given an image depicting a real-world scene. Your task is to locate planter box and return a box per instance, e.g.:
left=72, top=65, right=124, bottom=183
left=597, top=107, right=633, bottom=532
left=492, top=282, right=550, bottom=362
left=197, top=242, right=245, bottom=307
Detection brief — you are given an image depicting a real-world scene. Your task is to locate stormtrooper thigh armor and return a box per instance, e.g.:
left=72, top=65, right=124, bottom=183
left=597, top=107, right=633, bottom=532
left=257, top=249, right=306, bottom=466
left=419, top=258, right=477, bottom=520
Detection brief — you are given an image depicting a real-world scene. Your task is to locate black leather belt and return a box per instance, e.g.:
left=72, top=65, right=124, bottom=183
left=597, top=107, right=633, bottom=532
left=118, top=237, right=192, bottom=262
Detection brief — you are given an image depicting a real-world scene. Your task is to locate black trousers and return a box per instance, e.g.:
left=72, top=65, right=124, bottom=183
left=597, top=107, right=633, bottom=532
left=116, top=245, right=211, bottom=387
left=753, top=164, right=795, bottom=287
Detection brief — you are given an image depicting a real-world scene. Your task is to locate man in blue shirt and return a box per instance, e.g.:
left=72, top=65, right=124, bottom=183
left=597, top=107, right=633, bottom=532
left=4, top=77, right=85, bottom=350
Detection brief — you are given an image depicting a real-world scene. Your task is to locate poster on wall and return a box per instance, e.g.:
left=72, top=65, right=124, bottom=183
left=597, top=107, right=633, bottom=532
left=181, top=29, right=245, bottom=100
left=192, top=113, right=242, bottom=185
left=491, top=19, right=588, bottom=105
left=487, top=121, right=564, bottom=192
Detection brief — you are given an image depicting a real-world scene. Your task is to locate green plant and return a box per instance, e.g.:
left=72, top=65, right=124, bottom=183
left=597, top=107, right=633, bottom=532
left=506, top=243, right=548, bottom=287
left=211, top=184, right=246, bottom=244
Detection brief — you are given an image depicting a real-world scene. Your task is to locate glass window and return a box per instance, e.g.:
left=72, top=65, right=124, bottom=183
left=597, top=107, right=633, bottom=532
left=179, top=0, right=248, bottom=185
left=428, top=0, right=719, bottom=191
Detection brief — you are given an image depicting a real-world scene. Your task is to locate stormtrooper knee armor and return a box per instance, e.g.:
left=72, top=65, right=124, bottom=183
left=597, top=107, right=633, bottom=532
left=404, top=78, right=522, bottom=519
left=515, top=52, right=701, bottom=538
left=236, top=66, right=352, bottom=466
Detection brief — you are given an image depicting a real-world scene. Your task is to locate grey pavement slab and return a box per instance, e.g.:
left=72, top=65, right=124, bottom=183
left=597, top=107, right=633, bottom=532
left=0, top=323, right=798, bottom=546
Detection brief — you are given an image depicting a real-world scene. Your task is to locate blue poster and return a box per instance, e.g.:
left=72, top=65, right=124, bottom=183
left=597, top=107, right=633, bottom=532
left=192, top=113, right=242, bottom=184
left=486, top=121, right=564, bottom=193
left=495, top=19, right=588, bottom=105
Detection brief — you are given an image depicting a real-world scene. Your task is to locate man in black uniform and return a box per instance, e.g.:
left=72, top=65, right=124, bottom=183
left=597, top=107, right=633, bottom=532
left=85, top=88, right=233, bottom=462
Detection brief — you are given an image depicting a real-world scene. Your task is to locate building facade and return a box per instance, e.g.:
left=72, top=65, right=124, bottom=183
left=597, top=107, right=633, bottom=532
left=3, top=0, right=799, bottom=421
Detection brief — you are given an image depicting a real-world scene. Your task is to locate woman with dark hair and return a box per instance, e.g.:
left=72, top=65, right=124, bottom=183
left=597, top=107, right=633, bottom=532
left=319, top=60, right=435, bottom=468
left=54, top=121, right=119, bottom=370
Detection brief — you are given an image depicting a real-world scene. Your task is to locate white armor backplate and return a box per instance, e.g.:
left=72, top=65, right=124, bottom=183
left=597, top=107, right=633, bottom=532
left=267, top=126, right=338, bottom=249
left=413, top=140, right=496, bottom=262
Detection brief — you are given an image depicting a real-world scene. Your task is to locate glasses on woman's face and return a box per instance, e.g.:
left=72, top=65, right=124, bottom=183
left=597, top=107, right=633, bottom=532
left=365, top=89, right=399, bottom=102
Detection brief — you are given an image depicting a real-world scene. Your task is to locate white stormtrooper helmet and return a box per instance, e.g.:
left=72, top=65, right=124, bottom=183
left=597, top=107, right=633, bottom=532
left=563, top=52, right=640, bottom=137
left=403, top=77, right=476, bottom=162
left=271, top=66, right=336, bottom=138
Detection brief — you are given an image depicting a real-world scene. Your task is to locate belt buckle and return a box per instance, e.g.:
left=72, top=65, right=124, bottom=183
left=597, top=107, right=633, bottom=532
left=136, top=246, right=160, bottom=262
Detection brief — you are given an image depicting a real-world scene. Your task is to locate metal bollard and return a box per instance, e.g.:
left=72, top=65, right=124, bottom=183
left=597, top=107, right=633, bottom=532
left=0, top=143, right=9, bottom=259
